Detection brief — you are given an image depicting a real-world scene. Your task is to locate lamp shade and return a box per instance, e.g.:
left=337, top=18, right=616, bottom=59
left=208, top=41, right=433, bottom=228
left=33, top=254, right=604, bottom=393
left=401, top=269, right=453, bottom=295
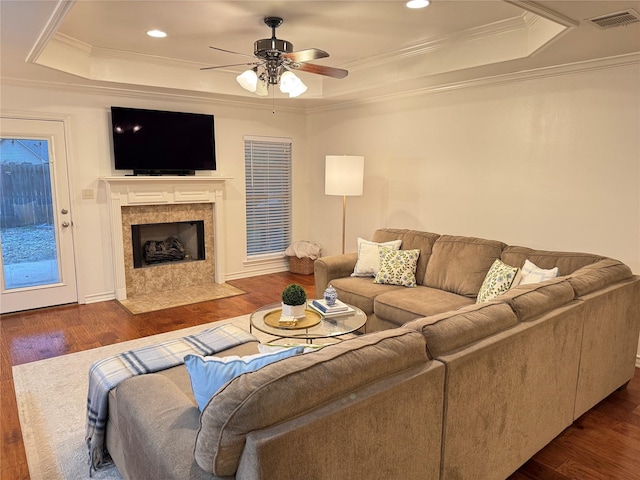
left=280, top=71, right=308, bottom=98
left=236, top=69, right=258, bottom=92
left=255, top=79, right=268, bottom=96
left=325, top=155, right=364, bottom=196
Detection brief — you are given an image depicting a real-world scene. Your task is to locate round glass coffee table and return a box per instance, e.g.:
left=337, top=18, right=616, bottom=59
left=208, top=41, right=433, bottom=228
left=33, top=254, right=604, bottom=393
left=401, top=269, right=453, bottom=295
left=249, top=301, right=366, bottom=343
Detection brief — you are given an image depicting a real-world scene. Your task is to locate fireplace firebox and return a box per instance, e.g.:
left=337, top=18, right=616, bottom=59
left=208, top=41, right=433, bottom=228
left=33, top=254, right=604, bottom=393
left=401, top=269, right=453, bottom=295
left=131, top=220, right=205, bottom=269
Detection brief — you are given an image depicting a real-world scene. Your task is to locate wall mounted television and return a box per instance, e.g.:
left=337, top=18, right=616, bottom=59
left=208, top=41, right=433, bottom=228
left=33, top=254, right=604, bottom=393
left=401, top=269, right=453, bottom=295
left=110, top=106, right=216, bottom=175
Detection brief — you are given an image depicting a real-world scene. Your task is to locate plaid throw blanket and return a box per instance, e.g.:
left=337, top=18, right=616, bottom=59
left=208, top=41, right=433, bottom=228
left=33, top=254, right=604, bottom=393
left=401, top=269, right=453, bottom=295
left=85, top=323, right=257, bottom=473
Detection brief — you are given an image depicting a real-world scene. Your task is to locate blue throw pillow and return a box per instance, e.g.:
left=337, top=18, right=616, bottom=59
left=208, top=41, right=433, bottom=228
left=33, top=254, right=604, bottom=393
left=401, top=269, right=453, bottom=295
left=185, top=346, right=304, bottom=411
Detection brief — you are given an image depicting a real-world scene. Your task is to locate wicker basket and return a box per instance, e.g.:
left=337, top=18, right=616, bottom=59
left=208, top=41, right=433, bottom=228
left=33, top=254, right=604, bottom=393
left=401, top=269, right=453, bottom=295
left=288, top=256, right=315, bottom=275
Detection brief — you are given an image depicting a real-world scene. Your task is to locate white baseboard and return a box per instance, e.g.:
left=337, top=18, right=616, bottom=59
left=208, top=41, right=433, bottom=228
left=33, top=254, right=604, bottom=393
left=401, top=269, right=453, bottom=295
left=225, top=266, right=289, bottom=281
left=83, top=292, right=116, bottom=304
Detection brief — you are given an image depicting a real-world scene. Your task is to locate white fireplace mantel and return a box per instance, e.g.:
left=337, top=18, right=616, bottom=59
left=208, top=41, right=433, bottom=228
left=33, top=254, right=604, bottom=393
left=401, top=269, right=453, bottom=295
left=100, top=176, right=231, bottom=300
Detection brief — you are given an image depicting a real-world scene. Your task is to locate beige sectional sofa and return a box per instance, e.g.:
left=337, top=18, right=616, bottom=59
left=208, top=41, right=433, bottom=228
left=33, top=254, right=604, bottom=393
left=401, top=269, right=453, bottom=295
left=105, top=228, right=640, bottom=479
left=314, top=228, right=640, bottom=479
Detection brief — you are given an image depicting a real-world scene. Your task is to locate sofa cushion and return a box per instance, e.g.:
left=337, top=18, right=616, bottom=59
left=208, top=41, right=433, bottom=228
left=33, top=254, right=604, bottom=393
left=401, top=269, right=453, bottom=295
left=424, top=235, right=506, bottom=298
left=476, top=259, right=520, bottom=303
left=497, top=278, right=575, bottom=322
left=370, top=228, right=408, bottom=244
left=194, top=329, right=429, bottom=476
left=567, top=258, right=633, bottom=297
left=330, top=276, right=404, bottom=314
left=352, top=237, right=402, bottom=277
left=374, top=247, right=421, bottom=287
left=501, top=246, right=603, bottom=276
left=403, top=302, right=518, bottom=357
left=185, top=346, right=305, bottom=410
left=519, top=259, right=559, bottom=285
left=372, top=229, right=440, bottom=287
left=374, top=286, right=474, bottom=327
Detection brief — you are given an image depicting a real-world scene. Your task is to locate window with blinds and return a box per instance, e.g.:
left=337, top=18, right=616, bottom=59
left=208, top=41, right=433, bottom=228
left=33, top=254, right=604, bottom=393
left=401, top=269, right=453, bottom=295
left=244, top=136, right=292, bottom=257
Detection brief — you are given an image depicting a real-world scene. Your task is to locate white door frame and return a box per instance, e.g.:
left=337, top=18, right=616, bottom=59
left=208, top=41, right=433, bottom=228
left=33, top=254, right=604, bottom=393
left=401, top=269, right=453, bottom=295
left=1, top=110, right=80, bottom=313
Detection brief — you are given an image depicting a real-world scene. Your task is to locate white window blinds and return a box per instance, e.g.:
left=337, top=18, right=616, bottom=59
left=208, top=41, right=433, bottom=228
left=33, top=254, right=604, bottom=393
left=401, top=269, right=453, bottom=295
left=244, top=137, right=292, bottom=257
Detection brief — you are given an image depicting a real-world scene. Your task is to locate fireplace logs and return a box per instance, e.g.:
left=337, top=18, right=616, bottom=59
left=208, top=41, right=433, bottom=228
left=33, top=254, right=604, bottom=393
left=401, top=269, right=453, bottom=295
left=143, top=237, right=186, bottom=264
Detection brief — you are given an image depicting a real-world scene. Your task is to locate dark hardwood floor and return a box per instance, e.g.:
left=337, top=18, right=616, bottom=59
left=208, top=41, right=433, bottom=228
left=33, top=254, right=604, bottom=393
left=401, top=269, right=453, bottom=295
left=1, top=272, right=639, bottom=479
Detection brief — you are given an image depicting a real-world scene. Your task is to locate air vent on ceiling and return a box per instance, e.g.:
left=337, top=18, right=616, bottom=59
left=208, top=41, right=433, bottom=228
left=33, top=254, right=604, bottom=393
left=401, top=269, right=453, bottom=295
left=587, top=9, right=640, bottom=29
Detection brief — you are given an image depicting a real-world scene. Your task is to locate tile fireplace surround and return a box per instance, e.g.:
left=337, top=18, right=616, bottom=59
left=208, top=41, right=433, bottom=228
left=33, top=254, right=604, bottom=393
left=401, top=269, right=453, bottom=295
left=101, top=176, right=230, bottom=301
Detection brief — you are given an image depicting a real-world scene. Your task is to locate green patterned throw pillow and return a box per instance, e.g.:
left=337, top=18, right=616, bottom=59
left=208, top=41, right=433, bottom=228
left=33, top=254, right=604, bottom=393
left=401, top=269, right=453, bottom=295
left=374, top=247, right=421, bottom=287
left=476, top=259, right=519, bottom=303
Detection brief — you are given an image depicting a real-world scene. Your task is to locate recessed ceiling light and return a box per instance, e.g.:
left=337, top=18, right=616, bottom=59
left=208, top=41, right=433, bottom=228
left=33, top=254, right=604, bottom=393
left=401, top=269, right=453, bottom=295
left=406, top=0, right=430, bottom=8
left=147, top=30, right=167, bottom=38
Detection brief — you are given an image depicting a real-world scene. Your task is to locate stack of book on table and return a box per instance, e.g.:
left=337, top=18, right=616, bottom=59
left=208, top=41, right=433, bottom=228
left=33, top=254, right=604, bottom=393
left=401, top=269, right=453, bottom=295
left=310, top=299, right=355, bottom=317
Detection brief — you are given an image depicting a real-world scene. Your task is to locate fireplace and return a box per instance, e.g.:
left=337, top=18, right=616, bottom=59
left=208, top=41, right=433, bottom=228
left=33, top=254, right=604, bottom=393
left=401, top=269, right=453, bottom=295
left=100, top=176, right=230, bottom=301
left=121, top=204, right=215, bottom=297
left=131, top=220, right=205, bottom=268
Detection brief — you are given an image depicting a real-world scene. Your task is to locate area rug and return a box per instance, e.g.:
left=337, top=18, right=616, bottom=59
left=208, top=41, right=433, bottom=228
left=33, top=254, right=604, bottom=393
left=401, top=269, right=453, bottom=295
left=118, top=282, right=245, bottom=314
left=12, top=315, right=276, bottom=480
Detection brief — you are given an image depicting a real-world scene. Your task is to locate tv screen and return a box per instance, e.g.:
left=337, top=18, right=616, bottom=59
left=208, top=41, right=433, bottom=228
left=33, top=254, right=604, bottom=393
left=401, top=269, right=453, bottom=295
left=111, top=107, right=216, bottom=175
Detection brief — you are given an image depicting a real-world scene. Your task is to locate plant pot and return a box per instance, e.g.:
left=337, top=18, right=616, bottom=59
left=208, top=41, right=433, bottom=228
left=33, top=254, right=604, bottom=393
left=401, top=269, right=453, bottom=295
left=281, top=302, right=306, bottom=319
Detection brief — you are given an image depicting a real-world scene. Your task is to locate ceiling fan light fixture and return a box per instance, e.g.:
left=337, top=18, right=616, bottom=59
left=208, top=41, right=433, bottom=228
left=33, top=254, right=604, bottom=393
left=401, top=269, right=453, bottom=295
left=279, top=70, right=297, bottom=93
left=205, top=17, right=347, bottom=99
left=255, top=78, right=269, bottom=96
left=236, top=68, right=258, bottom=92
left=279, top=70, right=307, bottom=97
left=287, top=80, right=308, bottom=98
left=406, top=0, right=430, bottom=9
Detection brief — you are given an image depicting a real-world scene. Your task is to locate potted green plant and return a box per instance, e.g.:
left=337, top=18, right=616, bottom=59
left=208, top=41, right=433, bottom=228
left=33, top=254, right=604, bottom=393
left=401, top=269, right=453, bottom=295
left=281, top=283, right=307, bottom=318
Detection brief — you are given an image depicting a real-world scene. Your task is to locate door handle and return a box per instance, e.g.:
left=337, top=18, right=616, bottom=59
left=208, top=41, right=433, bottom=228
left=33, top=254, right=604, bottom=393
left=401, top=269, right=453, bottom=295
left=62, top=221, right=70, bottom=228
left=61, top=208, right=68, bottom=214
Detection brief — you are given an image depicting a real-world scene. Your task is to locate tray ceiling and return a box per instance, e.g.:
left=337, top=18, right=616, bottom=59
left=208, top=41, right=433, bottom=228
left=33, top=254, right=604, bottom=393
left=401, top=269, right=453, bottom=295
left=1, top=1, right=639, bottom=107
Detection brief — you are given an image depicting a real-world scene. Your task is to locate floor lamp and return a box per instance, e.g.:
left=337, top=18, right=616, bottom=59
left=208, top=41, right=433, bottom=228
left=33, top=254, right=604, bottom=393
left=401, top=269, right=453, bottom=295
left=325, top=155, right=364, bottom=254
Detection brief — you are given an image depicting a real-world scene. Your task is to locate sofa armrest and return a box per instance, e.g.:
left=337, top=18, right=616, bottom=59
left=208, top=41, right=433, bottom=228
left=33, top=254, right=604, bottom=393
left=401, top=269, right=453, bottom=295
left=236, top=361, right=445, bottom=480
left=111, top=374, right=206, bottom=480
left=314, top=253, right=358, bottom=294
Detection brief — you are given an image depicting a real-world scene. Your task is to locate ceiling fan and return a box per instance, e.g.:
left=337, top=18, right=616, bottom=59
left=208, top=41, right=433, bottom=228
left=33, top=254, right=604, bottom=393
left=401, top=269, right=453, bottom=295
left=201, top=16, right=348, bottom=97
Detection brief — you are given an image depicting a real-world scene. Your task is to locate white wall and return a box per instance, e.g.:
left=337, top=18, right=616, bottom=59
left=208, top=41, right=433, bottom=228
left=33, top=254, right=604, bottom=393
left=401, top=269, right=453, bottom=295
left=0, top=85, right=309, bottom=300
left=307, top=63, right=640, bottom=277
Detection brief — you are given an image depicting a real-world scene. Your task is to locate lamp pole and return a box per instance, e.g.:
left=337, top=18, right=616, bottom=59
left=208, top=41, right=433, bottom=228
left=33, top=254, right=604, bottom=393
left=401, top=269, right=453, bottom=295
left=342, top=194, right=347, bottom=254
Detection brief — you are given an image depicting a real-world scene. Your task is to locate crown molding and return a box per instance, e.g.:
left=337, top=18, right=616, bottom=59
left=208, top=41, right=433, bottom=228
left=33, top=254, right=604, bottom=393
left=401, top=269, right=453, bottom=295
left=26, top=0, right=77, bottom=64
left=345, top=14, right=528, bottom=72
left=306, top=53, right=640, bottom=114
left=90, top=44, right=208, bottom=70
left=49, top=32, right=92, bottom=54
left=504, top=0, right=579, bottom=28
left=0, top=77, right=308, bottom=115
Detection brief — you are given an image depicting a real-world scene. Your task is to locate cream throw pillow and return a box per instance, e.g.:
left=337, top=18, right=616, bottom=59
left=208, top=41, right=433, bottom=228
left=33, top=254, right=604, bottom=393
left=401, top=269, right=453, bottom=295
left=519, top=259, right=559, bottom=285
left=352, top=238, right=402, bottom=277
left=476, top=259, right=519, bottom=303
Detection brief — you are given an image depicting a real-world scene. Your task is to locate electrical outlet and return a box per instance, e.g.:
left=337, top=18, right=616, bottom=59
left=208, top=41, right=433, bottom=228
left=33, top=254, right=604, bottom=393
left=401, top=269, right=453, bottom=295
left=82, top=189, right=95, bottom=200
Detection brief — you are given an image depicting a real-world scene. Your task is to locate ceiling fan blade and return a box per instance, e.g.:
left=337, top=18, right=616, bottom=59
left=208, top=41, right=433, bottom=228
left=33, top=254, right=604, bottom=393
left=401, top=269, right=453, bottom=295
left=292, top=63, right=349, bottom=79
left=200, top=62, right=260, bottom=71
left=282, top=48, right=329, bottom=63
left=208, top=46, right=256, bottom=59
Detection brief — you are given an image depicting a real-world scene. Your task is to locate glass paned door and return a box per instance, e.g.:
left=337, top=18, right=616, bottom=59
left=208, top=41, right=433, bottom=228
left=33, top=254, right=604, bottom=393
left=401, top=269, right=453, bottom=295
left=0, top=118, right=77, bottom=313
left=1, top=139, right=60, bottom=288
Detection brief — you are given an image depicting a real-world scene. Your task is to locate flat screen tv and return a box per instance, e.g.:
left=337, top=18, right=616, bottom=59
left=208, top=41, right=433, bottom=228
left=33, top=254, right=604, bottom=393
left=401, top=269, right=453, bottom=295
left=110, top=106, right=216, bottom=175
